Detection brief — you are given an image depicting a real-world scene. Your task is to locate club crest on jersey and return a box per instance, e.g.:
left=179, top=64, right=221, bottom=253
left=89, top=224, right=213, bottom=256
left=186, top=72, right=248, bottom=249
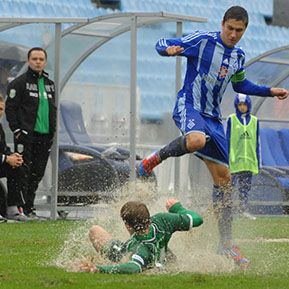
left=218, top=65, right=228, bottom=78
left=187, top=119, right=195, bottom=129
left=9, top=89, right=16, bottom=98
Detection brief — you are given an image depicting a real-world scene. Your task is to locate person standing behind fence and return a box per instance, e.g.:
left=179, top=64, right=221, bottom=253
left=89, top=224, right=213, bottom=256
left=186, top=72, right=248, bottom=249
left=0, top=94, right=25, bottom=222
left=227, top=94, right=259, bottom=220
left=5, top=47, right=56, bottom=219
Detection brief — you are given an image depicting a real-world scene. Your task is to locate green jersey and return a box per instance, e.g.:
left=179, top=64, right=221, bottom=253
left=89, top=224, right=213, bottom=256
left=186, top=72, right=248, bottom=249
left=229, top=114, right=259, bottom=174
left=34, top=76, right=49, bottom=134
left=97, top=202, right=203, bottom=274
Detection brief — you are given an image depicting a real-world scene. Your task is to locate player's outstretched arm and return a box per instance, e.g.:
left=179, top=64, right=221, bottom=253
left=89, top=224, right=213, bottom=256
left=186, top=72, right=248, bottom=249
left=166, top=198, right=179, bottom=210
left=79, top=261, right=100, bottom=273
left=166, top=198, right=203, bottom=227
left=270, top=87, right=289, bottom=100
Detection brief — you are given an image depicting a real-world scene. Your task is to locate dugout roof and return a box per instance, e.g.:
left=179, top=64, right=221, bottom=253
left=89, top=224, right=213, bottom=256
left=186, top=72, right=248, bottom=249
left=0, top=13, right=207, bottom=218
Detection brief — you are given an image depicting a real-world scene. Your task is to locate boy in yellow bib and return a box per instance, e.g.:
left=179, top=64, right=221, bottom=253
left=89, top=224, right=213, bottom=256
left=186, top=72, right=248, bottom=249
left=226, top=94, right=259, bottom=220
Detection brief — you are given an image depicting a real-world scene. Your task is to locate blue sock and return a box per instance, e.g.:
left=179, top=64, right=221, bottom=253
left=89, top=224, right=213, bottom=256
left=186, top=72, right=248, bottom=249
left=238, top=173, right=252, bottom=212
left=239, top=187, right=249, bottom=212
left=212, top=185, right=233, bottom=246
left=159, top=135, right=189, bottom=161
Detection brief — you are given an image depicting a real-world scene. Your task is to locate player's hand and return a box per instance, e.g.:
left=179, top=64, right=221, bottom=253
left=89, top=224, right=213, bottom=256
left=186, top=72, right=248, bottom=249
left=166, top=198, right=179, bottom=210
left=6, top=153, right=23, bottom=168
left=166, top=45, right=184, bottom=56
left=270, top=87, right=289, bottom=100
left=78, top=261, right=99, bottom=273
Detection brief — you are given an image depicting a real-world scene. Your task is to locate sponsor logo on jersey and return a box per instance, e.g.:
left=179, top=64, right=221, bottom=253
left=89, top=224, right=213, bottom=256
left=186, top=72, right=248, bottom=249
left=202, top=74, right=222, bottom=87
left=218, top=65, right=229, bottom=78
left=240, top=130, right=251, bottom=139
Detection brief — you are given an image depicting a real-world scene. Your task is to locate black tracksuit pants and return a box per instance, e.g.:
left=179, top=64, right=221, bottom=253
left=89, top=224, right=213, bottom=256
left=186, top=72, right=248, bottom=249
left=0, top=163, right=26, bottom=216
left=13, top=133, right=53, bottom=214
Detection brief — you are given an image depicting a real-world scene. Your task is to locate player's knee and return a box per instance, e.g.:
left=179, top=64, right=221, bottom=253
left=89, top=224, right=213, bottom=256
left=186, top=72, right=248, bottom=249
left=218, top=171, right=231, bottom=186
left=89, top=225, right=103, bottom=241
left=186, top=134, right=206, bottom=152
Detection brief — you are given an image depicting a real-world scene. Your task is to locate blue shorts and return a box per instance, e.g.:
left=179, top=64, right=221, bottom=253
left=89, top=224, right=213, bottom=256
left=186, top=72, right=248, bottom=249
left=173, top=106, right=228, bottom=166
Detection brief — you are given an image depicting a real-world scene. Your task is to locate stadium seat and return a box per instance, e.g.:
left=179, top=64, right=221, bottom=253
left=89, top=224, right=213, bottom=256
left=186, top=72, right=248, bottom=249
left=58, top=111, right=75, bottom=145
left=58, top=100, right=157, bottom=201
left=60, top=100, right=92, bottom=146
left=260, top=128, right=289, bottom=168
left=278, top=129, right=289, bottom=163
left=60, top=100, right=137, bottom=160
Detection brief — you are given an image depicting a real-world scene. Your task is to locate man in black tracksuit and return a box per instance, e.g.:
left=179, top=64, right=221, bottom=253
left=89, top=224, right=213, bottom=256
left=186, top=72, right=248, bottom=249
left=0, top=94, right=24, bottom=221
left=5, top=47, right=57, bottom=218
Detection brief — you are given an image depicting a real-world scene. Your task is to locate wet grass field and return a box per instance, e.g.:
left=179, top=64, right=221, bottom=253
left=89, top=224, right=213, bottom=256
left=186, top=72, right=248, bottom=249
left=0, top=216, right=288, bottom=289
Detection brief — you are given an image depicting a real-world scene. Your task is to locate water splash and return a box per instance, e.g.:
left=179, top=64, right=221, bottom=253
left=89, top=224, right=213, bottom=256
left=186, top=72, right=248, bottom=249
left=51, top=181, right=236, bottom=273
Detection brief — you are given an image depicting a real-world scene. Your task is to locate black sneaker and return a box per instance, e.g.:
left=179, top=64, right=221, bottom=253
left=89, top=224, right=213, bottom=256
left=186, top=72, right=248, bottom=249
left=25, top=209, right=40, bottom=220
left=25, top=209, right=47, bottom=221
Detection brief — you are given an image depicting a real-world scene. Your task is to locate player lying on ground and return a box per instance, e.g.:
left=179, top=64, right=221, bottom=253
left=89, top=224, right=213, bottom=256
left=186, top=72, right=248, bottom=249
left=78, top=198, right=203, bottom=274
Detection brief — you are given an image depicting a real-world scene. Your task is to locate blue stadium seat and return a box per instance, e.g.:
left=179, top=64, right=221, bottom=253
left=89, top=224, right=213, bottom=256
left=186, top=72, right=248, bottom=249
left=60, top=100, right=92, bottom=145
left=278, top=129, right=289, bottom=163
left=259, top=128, right=289, bottom=191
left=260, top=128, right=277, bottom=166
left=60, top=100, right=136, bottom=160
left=260, top=128, right=289, bottom=167
left=58, top=111, right=74, bottom=145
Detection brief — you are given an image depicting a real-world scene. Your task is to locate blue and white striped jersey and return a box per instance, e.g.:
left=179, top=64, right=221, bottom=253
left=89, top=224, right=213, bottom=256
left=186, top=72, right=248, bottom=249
left=156, top=31, right=246, bottom=119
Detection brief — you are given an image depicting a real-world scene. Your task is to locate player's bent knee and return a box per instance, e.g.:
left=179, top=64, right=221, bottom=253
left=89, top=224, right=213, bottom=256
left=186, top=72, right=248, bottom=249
left=186, top=134, right=206, bottom=152
left=89, top=225, right=112, bottom=252
left=89, top=225, right=104, bottom=241
left=218, top=172, right=231, bottom=187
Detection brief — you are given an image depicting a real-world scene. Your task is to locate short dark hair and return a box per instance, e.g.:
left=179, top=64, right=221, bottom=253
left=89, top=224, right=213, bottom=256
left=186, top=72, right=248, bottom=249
left=27, top=47, right=47, bottom=60
left=120, top=201, right=150, bottom=233
left=223, top=6, right=249, bottom=27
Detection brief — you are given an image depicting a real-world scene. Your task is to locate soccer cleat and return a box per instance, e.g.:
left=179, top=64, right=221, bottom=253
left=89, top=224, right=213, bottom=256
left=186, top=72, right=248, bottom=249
left=138, top=152, right=161, bottom=176
left=222, top=245, right=250, bottom=268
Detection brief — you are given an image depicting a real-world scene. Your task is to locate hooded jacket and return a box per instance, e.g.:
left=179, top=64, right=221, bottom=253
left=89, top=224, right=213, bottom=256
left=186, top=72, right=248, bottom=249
left=226, top=93, right=260, bottom=170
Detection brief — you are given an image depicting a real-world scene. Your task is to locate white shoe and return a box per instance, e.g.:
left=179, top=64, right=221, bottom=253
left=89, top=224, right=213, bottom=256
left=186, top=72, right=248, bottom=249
left=0, top=214, right=7, bottom=223
left=7, top=207, right=28, bottom=222
left=242, top=211, right=256, bottom=220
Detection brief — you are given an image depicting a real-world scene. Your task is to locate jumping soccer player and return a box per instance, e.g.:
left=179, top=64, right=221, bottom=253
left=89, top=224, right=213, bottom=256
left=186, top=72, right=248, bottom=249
left=78, top=199, right=203, bottom=274
left=137, top=6, right=289, bottom=265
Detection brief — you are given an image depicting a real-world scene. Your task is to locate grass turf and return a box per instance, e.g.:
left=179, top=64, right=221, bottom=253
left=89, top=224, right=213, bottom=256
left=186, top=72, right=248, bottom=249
left=0, top=217, right=289, bottom=289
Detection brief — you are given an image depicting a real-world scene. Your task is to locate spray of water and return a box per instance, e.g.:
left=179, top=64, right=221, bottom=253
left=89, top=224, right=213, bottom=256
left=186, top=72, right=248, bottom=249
left=51, top=181, right=237, bottom=274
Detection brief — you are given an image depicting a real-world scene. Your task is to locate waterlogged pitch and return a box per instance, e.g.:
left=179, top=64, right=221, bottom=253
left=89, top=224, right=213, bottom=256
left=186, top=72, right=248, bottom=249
left=0, top=193, right=289, bottom=289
